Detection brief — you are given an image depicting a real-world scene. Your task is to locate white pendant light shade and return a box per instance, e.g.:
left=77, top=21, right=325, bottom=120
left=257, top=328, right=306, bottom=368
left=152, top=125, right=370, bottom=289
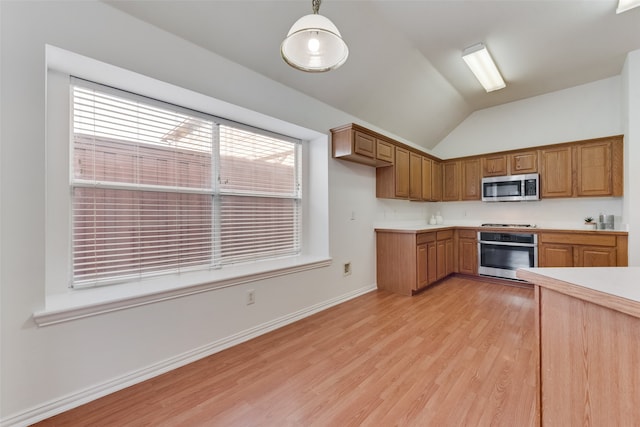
left=617, top=0, right=640, bottom=13
left=281, top=2, right=349, bottom=72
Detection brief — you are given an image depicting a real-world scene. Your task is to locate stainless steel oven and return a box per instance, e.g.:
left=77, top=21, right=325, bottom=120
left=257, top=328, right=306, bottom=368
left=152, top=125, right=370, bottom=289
left=478, top=231, right=538, bottom=281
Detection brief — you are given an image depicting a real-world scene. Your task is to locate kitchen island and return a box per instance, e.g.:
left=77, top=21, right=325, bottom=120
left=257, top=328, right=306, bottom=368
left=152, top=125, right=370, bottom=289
left=516, top=267, right=640, bottom=426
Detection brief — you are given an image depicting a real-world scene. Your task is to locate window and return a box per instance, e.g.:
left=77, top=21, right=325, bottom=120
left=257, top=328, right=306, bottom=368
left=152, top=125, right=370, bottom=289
left=71, top=79, right=301, bottom=287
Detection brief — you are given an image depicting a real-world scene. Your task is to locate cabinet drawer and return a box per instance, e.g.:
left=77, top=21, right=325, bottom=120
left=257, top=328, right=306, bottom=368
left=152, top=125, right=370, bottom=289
left=417, top=232, right=436, bottom=244
left=458, top=229, right=476, bottom=239
left=436, top=230, right=454, bottom=240
left=540, top=232, right=616, bottom=247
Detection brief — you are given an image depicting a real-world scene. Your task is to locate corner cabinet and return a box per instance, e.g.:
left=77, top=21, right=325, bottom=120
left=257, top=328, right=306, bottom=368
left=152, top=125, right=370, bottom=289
left=376, top=229, right=454, bottom=296
left=538, top=231, right=628, bottom=267
left=461, top=158, right=481, bottom=200
left=442, top=161, right=460, bottom=201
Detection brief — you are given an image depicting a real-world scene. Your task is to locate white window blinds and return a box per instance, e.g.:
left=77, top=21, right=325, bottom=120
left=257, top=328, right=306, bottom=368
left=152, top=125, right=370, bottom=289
left=71, top=79, right=301, bottom=287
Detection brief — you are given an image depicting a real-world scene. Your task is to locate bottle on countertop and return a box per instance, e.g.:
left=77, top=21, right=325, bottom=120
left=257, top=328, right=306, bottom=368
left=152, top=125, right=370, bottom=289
left=436, top=211, right=443, bottom=224
left=429, top=215, right=437, bottom=225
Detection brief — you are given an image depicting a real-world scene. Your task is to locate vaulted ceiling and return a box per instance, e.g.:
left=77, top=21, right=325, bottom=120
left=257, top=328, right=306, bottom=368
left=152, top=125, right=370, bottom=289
left=105, top=0, right=640, bottom=150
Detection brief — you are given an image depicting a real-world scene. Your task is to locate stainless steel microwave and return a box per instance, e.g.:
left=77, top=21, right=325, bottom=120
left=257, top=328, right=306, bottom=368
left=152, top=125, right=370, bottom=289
left=481, top=173, right=540, bottom=202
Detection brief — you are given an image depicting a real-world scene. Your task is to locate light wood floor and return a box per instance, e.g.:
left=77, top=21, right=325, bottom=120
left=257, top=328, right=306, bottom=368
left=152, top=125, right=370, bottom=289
left=34, top=276, right=537, bottom=426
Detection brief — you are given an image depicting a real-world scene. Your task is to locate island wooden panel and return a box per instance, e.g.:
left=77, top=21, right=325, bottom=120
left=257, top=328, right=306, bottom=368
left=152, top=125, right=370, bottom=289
left=537, top=286, right=640, bottom=426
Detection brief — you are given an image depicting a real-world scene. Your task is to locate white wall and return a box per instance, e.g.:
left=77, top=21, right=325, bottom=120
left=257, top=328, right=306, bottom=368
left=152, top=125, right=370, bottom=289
left=432, top=76, right=622, bottom=159
left=622, top=49, right=640, bottom=265
left=430, top=76, right=627, bottom=232
left=0, top=1, right=389, bottom=424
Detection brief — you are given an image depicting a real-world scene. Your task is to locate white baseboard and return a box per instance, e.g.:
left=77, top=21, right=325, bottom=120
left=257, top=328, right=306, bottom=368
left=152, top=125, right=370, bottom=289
left=1, top=284, right=376, bottom=427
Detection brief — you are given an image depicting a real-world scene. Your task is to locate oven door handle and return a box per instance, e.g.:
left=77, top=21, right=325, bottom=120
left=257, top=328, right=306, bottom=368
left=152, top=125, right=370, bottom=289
left=478, top=241, right=537, bottom=248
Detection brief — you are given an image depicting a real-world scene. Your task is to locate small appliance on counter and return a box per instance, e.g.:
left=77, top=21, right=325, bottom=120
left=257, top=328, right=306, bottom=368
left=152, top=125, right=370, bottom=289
left=598, top=213, right=615, bottom=230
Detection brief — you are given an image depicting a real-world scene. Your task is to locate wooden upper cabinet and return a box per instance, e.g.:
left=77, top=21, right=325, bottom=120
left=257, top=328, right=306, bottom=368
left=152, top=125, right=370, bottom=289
left=511, top=150, right=538, bottom=174
left=376, top=139, right=395, bottom=163
left=576, top=138, right=623, bottom=197
left=331, top=124, right=393, bottom=167
left=540, top=146, right=573, bottom=198
left=442, top=161, right=460, bottom=201
left=421, top=157, right=433, bottom=201
left=482, top=154, right=508, bottom=177
left=409, top=152, right=422, bottom=200
left=461, top=158, right=481, bottom=200
left=394, top=147, right=410, bottom=198
left=353, top=131, right=375, bottom=158
left=539, top=136, right=623, bottom=199
left=336, top=123, right=623, bottom=202
left=431, top=161, right=443, bottom=202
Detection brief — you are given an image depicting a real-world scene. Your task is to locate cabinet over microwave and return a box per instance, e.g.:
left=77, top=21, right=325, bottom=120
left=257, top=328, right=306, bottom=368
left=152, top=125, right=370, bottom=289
left=482, top=173, right=540, bottom=202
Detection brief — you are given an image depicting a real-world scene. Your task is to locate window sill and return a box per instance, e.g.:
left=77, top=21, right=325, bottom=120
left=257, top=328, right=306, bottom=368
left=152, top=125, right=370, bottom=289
left=34, top=256, right=332, bottom=327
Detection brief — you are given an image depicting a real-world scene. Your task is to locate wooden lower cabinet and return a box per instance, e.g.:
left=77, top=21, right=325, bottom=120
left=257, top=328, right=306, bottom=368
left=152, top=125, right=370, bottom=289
left=417, top=243, right=429, bottom=289
left=538, top=231, right=627, bottom=267
left=377, top=228, right=627, bottom=296
left=538, top=244, right=574, bottom=267
left=376, top=229, right=453, bottom=296
left=457, top=229, right=478, bottom=275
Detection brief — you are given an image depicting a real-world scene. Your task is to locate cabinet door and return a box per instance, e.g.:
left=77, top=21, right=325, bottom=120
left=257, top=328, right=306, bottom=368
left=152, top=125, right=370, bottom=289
left=442, top=161, right=460, bottom=201
left=376, top=139, right=394, bottom=163
left=540, top=147, right=573, bottom=198
left=458, top=238, right=477, bottom=275
left=431, top=161, right=443, bottom=202
left=511, top=151, right=538, bottom=174
left=445, top=238, right=454, bottom=276
left=576, top=246, right=616, bottom=267
left=539, top=244, right=574, bottom=267
left=417, top=243, right=429, bottom=289
left=436, top=240, right=446, bottom=280
left=427, top=241, right=438, bottom=284
left=394, top=147, right=410, bottom=198
left=461, top=158, right=481, bottom=200
left=576, top=141, right=612, bottom=197
left=482, top=154, right=508, bottom=177
left=421, top=157, right=432, bottom=201
left=409, top=152, right=422, bottom=200
left=353, top=131, right=375, bottom=159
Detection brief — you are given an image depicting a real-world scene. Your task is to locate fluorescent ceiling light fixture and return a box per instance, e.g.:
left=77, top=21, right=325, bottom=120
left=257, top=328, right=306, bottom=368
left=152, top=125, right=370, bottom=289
left=281, top=0, right=349, bottom=72
left=462, top=43, right=506, bottom=92
left=617, top=0, right=640, bottom=13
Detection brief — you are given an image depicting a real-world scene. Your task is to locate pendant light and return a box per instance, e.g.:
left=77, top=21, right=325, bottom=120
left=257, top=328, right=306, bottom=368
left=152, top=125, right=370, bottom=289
left=281, top=0, right=349, bottom=72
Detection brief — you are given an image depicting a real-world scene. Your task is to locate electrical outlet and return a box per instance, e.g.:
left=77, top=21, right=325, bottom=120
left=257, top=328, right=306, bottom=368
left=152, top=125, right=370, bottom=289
left=246, top=289, right=255, bottom=305
left=343, top=262, right=352, bottom=276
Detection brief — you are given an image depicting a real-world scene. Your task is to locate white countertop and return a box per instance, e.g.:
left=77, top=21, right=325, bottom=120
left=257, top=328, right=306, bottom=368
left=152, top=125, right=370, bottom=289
left=373, top=220, right=628, bottom=233
left=519, top=267, right=640, bottom=304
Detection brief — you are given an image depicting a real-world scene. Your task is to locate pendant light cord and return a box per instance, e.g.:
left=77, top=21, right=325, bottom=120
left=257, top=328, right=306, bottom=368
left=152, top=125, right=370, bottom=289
left=312, top=0, right=321, bottom=14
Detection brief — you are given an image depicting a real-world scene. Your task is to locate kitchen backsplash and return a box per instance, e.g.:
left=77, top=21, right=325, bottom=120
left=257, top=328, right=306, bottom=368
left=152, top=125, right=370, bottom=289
left=376, top=197, right=625, bottom=230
